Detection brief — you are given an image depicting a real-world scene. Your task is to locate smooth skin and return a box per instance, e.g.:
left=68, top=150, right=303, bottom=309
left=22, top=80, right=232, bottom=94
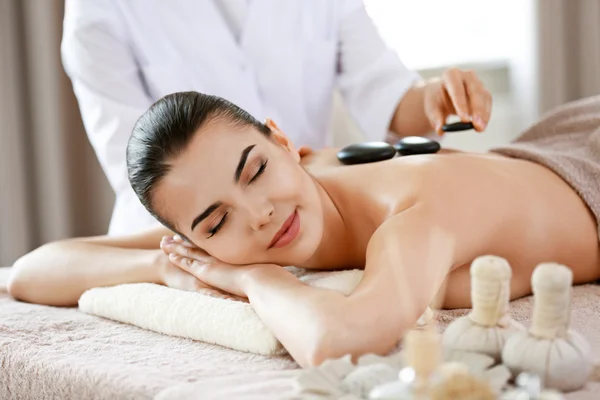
left=11, top=73, right=598, bottom=368
left=392, top=69, right=492, bottom=138
left=9, top=119, right=600, bottom=368
left=7, top=69, right=492, bottom=303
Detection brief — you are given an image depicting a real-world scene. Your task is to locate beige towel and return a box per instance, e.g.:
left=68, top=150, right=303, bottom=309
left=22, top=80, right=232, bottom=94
left=490, top=95, right=600, bottom=239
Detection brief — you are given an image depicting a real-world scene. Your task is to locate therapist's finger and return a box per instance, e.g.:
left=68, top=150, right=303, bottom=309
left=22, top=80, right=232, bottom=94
left=441, top=68, right=470, bottom=121
left=427, top=101, right=448, bottom=136
left=424, top=80, right=449, bottom=135
left=464, top=71, right=492, bottom=131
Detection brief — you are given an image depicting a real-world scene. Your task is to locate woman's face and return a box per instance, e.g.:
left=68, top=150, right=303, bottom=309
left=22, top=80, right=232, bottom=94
left=153, top=119, right=325, bottom=266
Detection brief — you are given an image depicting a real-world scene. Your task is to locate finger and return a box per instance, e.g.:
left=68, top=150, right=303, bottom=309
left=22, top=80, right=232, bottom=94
left=169, top=253, right=192, bottom=269
left=169, top=254, right=216, bottom=283
left=160, top=239, right=173, bottom=254
left=161, top=236, right=193, bottom=254
left=426, top=103, right=448, bottom=136
left=172, top=235, right=197, bottom=249
left=168, top=255, right=210, bottom=291
left=162, top=263, right=210, bottom=292
left=163, top=241, right=211, bottom=262
left=170, top=254, right=247, bottom=297
left=441, top=68, right=471, bottom=121
left=463, top=71, right=491, bottom=131
left=423, top=79, right=446, bottom=136
left=160, top=238, right=175, bottom=255
left=173, top=234, right=185, bottom=243
left=423, top=81, right=450, bottom=136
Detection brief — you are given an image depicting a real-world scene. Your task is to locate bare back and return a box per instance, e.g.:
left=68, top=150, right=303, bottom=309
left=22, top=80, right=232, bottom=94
left=302, top=148, right=600, bottom=307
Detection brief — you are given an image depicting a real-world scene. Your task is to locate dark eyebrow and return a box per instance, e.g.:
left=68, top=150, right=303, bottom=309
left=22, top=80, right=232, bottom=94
left=190, top=144, right=256, bottom=231
left=191, top=202, right=222, bottom=231
left=235, top=144, right=256, bottom=183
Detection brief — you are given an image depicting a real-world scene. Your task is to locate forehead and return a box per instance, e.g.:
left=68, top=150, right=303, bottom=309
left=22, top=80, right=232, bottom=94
left=178, top=121, right=263, bottom=171
left=153, top=122, right=267, bottom=228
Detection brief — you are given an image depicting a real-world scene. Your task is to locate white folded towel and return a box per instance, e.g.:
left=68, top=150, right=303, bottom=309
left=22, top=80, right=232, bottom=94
left=79, top=269, right=364, bottom=355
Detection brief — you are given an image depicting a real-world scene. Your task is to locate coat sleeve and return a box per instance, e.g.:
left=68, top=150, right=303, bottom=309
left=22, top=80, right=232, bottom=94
left=61, top=0, right=158, bottom=233
left=336, top=0, right=421, bottom=141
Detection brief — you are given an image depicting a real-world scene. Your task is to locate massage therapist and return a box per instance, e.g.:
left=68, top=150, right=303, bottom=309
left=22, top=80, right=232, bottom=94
left=61, top=0, right=492, bottom=235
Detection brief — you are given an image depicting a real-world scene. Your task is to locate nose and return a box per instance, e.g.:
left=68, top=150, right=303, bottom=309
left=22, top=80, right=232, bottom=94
left=244, top=198, right=274, bottom=231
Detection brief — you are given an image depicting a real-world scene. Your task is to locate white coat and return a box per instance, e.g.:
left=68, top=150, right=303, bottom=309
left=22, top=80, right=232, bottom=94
left=61, top=0, right=420, bottom=235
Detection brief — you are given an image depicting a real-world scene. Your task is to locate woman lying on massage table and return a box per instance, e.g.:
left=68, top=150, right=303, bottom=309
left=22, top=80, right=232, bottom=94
left=8, top=92, right=600, bottom=367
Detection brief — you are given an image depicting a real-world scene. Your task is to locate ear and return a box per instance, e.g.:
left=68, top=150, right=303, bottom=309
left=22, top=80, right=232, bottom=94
left=265, top=118, right=301, bottom=163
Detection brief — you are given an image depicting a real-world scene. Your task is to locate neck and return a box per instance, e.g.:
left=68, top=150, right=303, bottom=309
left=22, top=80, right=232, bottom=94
left=300, top=178, right=362, bottom=269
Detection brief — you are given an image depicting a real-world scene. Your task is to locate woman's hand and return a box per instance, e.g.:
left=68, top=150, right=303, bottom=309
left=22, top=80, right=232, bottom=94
left=158, top=236, right=245, bottom=301
left=160, top=235, right=271, bottom=300
left=424, top=68, right=493, bottom=135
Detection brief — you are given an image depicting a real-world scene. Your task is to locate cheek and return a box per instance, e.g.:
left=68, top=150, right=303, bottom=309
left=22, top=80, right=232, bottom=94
left=203, top=229, right=265, bottom=265
left=267, top=162, right=305, bottom=198
left=209, top=247, right=264, bottom=266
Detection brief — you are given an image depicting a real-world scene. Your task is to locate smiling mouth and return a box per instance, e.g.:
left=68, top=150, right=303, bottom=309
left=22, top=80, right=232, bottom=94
left=268, top=209, right=300, bottom=249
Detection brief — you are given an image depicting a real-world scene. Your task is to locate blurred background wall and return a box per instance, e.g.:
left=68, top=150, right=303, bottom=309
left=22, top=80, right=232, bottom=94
left=0, top=0, right=113, bottom=265
left=1, top=0, right=600, bottom=266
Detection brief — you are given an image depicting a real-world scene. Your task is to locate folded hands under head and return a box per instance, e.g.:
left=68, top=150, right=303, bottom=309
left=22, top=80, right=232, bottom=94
left=159, top=235, right=254, bottom=301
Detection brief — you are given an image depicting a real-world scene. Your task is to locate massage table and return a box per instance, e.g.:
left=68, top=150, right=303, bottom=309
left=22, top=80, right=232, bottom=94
left=0, top=266, right=598, bottom=399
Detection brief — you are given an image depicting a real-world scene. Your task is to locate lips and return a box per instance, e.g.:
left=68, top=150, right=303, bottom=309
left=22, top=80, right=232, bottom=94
left=269, top=209, right=300, bottom=249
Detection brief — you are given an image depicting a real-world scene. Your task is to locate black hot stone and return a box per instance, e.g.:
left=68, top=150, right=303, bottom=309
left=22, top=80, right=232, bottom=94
left=442, top=121, right=474, bottom=132
left=337, top=142, right=397, bottom=165
left=393, top=136, right=441, bottom=156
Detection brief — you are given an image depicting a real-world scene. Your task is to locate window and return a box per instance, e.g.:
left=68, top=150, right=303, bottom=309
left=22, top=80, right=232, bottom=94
left=364, top=0, right=520, bottom=70
left=333, top=0, right=537, bottom=151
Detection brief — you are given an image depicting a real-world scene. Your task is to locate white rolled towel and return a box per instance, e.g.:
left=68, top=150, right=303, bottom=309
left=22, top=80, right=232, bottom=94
left=80, top=269, right=432, bottom=356
left=79, top=269, right=383, bottom=355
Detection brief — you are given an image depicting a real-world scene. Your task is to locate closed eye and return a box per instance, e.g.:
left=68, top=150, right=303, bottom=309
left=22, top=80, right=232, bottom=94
left=206, top=160, right=267, bottom=238
left=207, top=212, right=228, bottom=238
left=248, top=160, right=268, bottom=184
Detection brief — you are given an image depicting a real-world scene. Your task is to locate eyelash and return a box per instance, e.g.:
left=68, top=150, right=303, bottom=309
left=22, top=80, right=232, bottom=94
left=207, top=159, right=268, bottom=238
left=208, top=212, right=228, bottom=238
left=248, top=160, right=268, bottom=184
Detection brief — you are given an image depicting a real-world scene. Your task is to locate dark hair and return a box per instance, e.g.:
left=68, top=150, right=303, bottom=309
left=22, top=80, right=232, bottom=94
left=126, top=91, right=271, bottom=234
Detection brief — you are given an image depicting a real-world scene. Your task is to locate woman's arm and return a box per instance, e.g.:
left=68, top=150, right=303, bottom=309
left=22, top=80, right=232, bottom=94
left=308, top=203, right=458, bottom=364
left=167, top=202, right=466, bottom=367
left=7, top=226, right=173, bottom=306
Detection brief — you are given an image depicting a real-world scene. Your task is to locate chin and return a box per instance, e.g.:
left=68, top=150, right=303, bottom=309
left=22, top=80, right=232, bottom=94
left=268, top=231, right=321, bottom=268
left=292, top=222, right=323, bottom=265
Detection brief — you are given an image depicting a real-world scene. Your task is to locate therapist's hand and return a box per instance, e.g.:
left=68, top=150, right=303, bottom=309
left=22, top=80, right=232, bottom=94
left=424, top=68, right=492, bottom=135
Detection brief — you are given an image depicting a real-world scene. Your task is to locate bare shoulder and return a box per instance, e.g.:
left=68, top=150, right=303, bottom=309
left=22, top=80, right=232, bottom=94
left=302, top=149, right=468, bottom=215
